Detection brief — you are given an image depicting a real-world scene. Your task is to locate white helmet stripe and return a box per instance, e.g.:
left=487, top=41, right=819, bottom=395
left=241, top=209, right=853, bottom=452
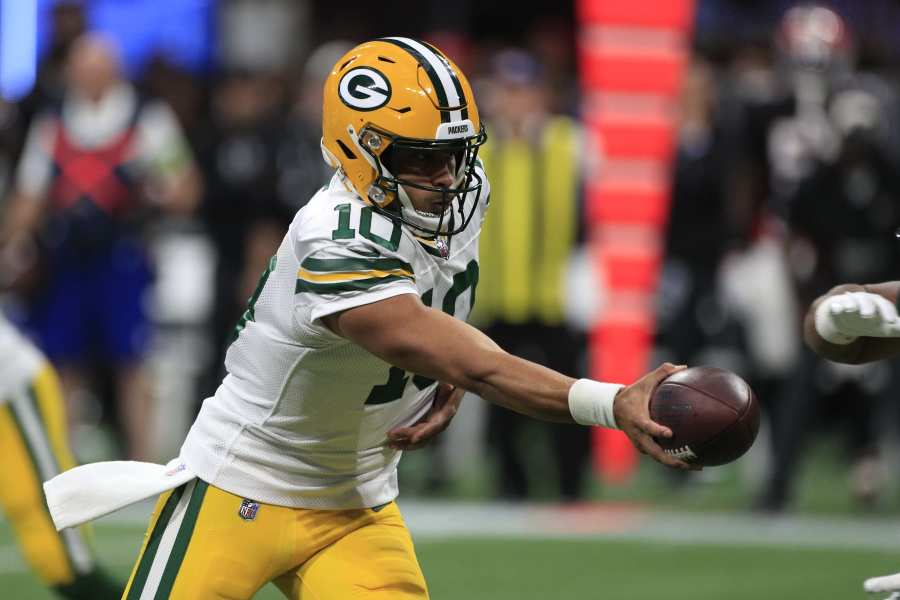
left=384, top=36, right=463, bottom=123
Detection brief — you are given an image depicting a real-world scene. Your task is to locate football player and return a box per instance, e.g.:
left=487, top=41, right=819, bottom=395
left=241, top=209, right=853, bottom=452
left=0, top=312, right=121, bottom=598
left=805, top=281, right=900, bottom=599
left=53, top=38, right=694, bottom=600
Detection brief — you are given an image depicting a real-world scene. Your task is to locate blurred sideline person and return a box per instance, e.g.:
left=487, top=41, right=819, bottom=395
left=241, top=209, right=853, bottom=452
left=781, top=114, right=900, bottom=508
left=658, top=57, right=751, bottom=412
left=0, top=34, right=200, bottom=460
left=728, top=4, right=900, bottom=511
left=18, top=2, right=87, bottom=130
left=279, top=41, right=356, bottom=214
left=45, top=38, right=693, bottom=600
left=474, top=49, right=589, bottom=500
left=0, top=312, right=121, bottom=599
left=197, top=43, right=354, bottom=401
left=805, top=281, right=900, bottom=599
left=196, top=68, right=293, bottom=396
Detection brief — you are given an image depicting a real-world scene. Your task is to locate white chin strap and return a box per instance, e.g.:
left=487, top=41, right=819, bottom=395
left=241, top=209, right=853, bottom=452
left=396, top=184, right=453, bottom=235
left=382, top=164, right=466, bottom=236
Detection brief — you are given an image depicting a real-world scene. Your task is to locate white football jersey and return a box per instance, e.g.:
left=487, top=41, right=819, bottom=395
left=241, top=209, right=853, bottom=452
left=181, top=167, right=490, bottom=509
left=0, top=313, right=43, bottom=403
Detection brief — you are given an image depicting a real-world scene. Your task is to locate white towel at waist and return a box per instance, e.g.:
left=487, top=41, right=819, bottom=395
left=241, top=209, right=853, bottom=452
left=43, top=457, right=196, bottom=531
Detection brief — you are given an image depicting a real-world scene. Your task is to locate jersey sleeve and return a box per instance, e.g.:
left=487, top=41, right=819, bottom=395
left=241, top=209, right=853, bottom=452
left=291, top=200, right=419, bottom=336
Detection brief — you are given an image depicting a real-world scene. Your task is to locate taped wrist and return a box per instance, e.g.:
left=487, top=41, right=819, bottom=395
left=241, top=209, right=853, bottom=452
left=568, top=379, right=624, bottom=429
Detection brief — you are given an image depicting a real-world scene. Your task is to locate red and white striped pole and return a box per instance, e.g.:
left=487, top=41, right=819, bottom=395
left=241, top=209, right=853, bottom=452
left=577, top=0, right=696, bottom=482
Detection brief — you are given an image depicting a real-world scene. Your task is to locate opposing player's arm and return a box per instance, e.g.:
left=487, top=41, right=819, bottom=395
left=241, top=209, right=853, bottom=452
left=323, top=293, right=695, bottom=470
left=804, top=281, right=900, bottom=364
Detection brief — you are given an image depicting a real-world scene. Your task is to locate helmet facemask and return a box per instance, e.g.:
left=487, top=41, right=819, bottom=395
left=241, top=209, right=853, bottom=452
left=355, top=125, right=487, bottom=240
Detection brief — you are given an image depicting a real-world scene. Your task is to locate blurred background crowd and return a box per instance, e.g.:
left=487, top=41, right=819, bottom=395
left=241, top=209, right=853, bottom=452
left=2, top=0, right=900, bottom=516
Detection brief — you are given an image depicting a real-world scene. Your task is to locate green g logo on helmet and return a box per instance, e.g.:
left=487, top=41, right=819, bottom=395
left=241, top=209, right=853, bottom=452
left=338, top=67, right=392, bottom=111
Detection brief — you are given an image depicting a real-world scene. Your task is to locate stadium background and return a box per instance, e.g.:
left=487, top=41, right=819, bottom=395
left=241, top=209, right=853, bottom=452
left=3, top=0, right=900, bottom=597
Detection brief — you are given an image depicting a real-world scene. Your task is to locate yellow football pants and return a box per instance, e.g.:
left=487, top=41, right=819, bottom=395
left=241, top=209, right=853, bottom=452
left=122, top=481, right=429, bottom=599
left=0, top=363, right=98, bottom=586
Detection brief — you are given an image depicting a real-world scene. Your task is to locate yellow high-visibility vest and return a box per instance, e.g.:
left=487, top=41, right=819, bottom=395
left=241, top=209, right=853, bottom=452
left=474, top=115, right=579, bottom=326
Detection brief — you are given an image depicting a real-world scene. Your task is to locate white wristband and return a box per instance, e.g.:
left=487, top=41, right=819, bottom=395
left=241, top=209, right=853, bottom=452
left=814, top=299, right=857, bottom=345
left=568, top=379, right=624, bottom=429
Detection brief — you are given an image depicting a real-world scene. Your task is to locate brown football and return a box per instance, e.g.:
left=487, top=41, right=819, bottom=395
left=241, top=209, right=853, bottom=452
left=649, top=366, right=760, bottom=466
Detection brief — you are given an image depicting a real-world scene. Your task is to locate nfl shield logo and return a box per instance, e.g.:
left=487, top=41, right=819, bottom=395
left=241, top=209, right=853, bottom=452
left=436, top=239, right=449, bottom=258
left=238, top=499, right=259, bottom=521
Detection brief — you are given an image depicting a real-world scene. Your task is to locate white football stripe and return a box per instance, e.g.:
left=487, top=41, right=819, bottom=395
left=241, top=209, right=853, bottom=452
left=10, top=390, right=95, bottom=574
left=139, top=480, right=195, bottom=600
left=386, top=37, right=462, bottom=122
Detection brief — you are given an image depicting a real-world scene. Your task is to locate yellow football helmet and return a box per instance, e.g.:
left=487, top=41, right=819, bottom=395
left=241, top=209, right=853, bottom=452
left=321, top=37, right=487, bottom=238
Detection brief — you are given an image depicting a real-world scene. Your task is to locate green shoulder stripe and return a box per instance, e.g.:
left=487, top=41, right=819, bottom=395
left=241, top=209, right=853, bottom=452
left=301, top=256, right=413, bottom=274
left=295, top=274, right=414, bottom=294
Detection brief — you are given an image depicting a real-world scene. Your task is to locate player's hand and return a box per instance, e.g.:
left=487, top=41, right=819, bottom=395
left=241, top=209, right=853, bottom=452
left=387, top=383, right=463, bottom=451
left=816, top=291, right=900, bottom=344
left=613, top=362, right=700, bottom=471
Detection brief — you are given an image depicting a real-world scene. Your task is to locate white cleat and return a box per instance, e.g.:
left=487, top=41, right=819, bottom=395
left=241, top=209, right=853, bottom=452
left=864, top=572, right=900, bottom=594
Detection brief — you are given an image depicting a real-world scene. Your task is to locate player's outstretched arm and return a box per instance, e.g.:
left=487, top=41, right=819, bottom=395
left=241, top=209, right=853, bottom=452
left=323, top=294, right=694, bottom=470
left=804, top=281, right=900, bottom=364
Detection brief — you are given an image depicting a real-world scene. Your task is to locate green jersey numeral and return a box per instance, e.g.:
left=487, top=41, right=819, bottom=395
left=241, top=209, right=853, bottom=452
left=331, top=203, right=401, bottom=251
left=369, top=259, right=480, bottom=402
left=231, top=255, right=277, bottom=343
left=442, top=259, right=479, bottom=315
left=360, top=206, right=402, bottom=251
left=332, top=204, right=355, bottom=240
left=366, top=366, right=410, bottom=405
left=332, top=202, right=480, bottom=406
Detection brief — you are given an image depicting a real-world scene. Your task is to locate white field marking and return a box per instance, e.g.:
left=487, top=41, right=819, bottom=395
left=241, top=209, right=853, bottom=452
left=2, top=501, right=900, bottom=577
left=397, top=502, right=900, bottom=551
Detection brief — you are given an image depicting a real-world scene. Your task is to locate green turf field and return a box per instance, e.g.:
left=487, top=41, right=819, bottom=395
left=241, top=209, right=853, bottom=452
left=2, top=521, right=898, bottom=599
left=6, top=433, right=897, bottom=598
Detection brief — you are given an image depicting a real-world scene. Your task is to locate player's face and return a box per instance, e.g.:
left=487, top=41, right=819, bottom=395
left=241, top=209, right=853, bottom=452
left=387, top=147, right=458, bottom=215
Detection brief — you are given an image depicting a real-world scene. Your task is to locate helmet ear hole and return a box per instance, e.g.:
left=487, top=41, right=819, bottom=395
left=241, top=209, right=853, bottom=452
left=336, top=139, right=357, bottom=160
